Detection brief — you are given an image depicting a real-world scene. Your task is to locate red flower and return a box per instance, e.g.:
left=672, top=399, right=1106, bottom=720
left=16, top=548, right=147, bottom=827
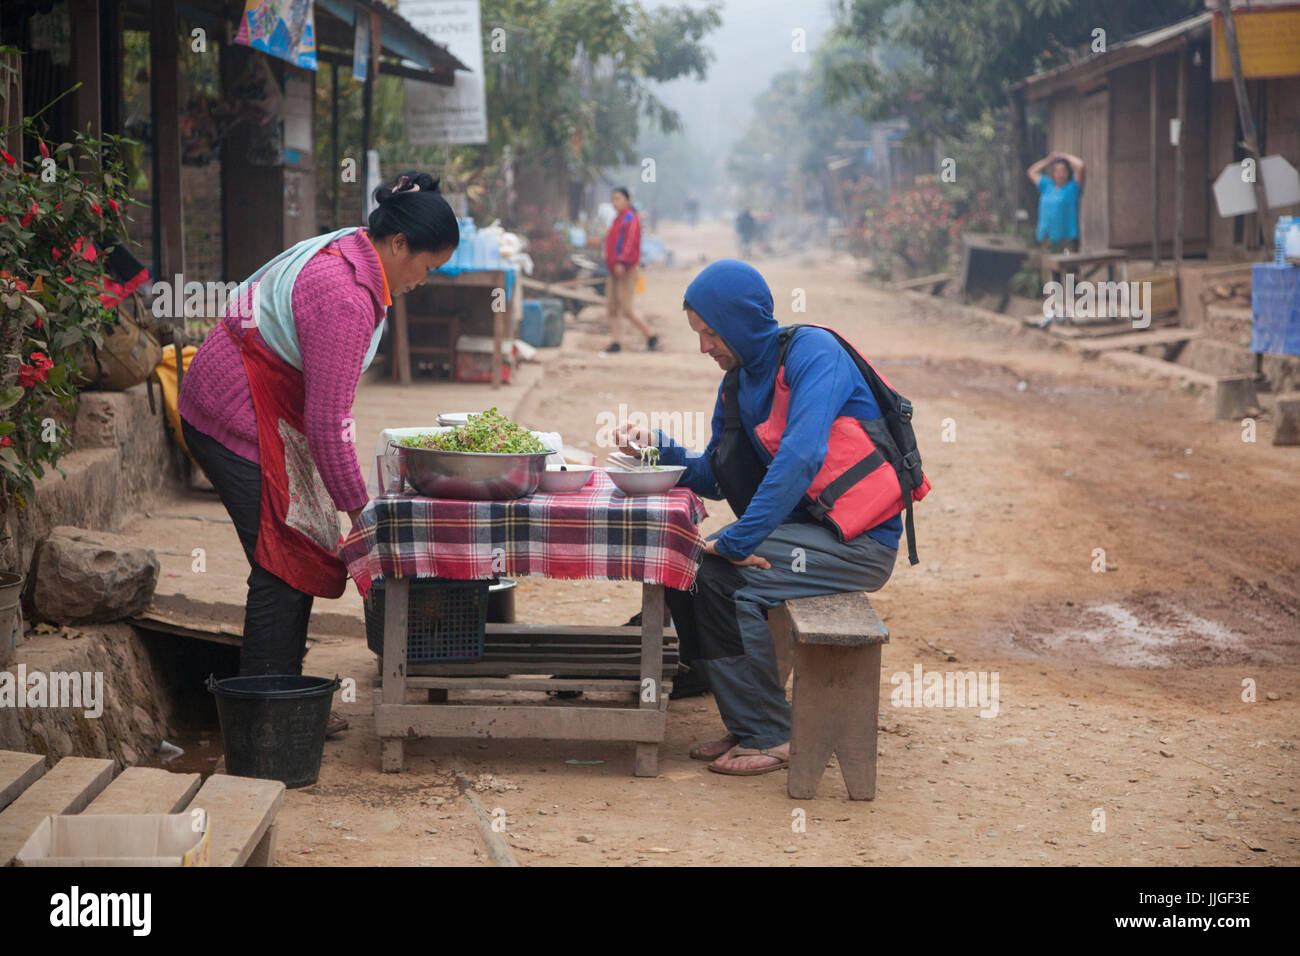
left=33, top=316, right=42, bottom=330
left=0, top=436, right=9, bottom=448
left=38, top=141, right=50, bottom=160
left=51, top=247, right=62, bottom=261
left=31, top=352, right=52, bottom=371
left=18, top=365, right=37, bottom=388
left=90, top=201, right=102, bottom=216
left=1, top=150, right=14, bottom=167
left=107, top=198, right=119, bottom=212
left=18, top=201, right=39, bottom=228
left=71, top=236, right=97, bottom=262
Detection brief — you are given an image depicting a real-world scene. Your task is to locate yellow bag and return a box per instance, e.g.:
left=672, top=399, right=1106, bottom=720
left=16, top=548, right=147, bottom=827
left=635, top=271, right=646, bottom=295
left=152, top=344, right=198, bottom=455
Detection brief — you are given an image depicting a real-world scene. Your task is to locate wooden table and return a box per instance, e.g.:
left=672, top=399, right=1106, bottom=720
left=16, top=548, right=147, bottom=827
left=391, top=269, right=517, bottom=388
left=1040, top=248, right=1130, bottom=286
left=375, top=580, right=675, bottom=776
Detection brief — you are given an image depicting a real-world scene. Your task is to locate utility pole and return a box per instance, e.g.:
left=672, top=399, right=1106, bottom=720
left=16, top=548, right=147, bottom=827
left=1217, top=0, right=1272, bottom=249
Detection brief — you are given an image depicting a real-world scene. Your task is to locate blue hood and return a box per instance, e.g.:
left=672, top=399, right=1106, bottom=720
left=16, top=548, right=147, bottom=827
left=683, top=260, right=780, bottom=385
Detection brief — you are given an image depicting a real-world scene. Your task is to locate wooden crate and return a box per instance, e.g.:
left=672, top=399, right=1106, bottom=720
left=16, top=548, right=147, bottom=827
left=1129, top=270, right=1180, bottom=318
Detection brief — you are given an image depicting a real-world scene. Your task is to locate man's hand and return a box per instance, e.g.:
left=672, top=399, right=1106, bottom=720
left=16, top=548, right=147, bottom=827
left=613, top=424, right=655, bottom=456
left=613, top=262, right=626, bottom=276
left=704, top=540, right=770, bottom=569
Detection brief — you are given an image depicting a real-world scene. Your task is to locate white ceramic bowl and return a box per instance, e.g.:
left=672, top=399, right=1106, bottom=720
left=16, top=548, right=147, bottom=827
left=605, top=465, right=686, bottom=495
left=538, top=465, right=595, bottom=493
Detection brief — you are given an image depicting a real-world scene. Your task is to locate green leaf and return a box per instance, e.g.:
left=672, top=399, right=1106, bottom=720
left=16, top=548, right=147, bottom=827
left=0, top=386, right=23, bottom=410
left=0, top=421, right=14, bottom=435
left=0, top=446, right=23, bottom=476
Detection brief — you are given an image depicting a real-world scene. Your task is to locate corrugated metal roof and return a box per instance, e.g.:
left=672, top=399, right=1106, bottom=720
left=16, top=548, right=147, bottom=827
left=1017, top=12, right=1213, bottom=94
left=1124, top=11, right=1213, bottom=49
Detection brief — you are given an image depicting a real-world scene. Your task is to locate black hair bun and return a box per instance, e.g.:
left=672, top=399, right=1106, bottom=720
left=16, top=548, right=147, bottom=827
left=373, top=170, right=441, bottom=205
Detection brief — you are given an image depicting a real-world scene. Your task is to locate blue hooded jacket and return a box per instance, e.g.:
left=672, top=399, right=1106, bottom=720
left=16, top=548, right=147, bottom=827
left=655, top=260, right=903, bottom=559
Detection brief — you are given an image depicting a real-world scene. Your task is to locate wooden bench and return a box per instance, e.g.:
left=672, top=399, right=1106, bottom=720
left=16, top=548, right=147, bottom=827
left=0, top=752, right=284, bottom=866
left=770, top=592, right=889, bottom=800
left=887, top=271, right=951, bottom=295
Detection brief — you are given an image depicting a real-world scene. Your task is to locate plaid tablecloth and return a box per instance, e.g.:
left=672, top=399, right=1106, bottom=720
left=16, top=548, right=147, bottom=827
left=341, top=469, right=707, bottom=594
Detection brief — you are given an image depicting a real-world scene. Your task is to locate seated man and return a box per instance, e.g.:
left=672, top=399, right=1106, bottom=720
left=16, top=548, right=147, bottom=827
left=617, top=259, right=927, bottom=775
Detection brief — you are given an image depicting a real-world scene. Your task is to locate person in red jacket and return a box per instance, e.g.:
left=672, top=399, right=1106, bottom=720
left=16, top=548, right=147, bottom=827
left=602, top=186, right=658, bottom=352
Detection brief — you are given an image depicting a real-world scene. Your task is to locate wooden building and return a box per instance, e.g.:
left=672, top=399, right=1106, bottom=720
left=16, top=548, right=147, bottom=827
left=1, top=0, right=465, bottom=286
left=1013, top=4, right=1300, bottom=262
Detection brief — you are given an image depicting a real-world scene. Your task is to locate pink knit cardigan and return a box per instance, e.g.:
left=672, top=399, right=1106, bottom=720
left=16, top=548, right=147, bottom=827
left=178, top=231, right=388, bottom=512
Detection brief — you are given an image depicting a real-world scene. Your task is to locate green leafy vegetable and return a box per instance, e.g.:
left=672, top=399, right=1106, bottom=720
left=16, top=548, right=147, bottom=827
left=398, top=408, right=547, bottom=454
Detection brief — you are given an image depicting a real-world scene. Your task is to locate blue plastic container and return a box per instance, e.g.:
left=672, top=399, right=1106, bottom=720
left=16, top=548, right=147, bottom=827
left=538, top=298, right=565, bottom=347
left=519, top=301, right=546, bottom=347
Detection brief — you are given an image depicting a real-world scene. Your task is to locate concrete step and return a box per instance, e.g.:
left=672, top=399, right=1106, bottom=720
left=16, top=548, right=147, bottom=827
left=1175, top=334, right=1300, bottom=394
left=1202, top=305, right=1255, bottom=347
left=1261, top=353, right=1300, bottom=396
left=11, top=384, right=176, bottom=574
left=1179, top=338, right=1257, bottom=377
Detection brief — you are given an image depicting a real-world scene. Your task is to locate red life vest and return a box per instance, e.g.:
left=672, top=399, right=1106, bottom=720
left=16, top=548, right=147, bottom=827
left=755, top=325, right=930, bottom=560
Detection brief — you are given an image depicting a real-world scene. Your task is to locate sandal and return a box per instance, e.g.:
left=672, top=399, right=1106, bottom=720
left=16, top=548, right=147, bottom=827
left=707, top=746, right=789, bottom=776
left=689, top=734, right=739, bottom=761
left=325, top=710, right=350, bottom=737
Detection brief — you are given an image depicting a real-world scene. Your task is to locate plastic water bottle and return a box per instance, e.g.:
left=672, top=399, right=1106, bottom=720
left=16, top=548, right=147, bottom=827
left=1276, top=216, right=1292, bottom=265
left=1287, top=222, right=1300, bottom=262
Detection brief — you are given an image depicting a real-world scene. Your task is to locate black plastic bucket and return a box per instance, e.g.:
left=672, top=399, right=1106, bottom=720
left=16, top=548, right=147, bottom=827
left=206, top=674, right=339, bottom=789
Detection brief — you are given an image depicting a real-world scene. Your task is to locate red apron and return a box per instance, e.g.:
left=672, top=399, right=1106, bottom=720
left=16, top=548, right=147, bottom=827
left=223, top=322, right=348, bottom=599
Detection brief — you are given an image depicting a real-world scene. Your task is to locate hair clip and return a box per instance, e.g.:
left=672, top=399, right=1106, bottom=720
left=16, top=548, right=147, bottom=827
left=392, top=175, right=420, bottom=195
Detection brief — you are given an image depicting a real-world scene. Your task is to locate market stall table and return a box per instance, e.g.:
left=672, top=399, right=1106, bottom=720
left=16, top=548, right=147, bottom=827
left=391, top=266, right=519, bottom=387
left=1251, top=262, right=1300, bottom=357
left=341, top=470, right=706, bottom=776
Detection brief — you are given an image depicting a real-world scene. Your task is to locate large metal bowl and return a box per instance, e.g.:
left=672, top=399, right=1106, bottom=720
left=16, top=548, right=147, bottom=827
left=392, top=442, right=554, bottom=500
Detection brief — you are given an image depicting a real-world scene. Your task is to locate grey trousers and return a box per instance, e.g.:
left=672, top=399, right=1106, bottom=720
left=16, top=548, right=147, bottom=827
left=667, top=520, right=896, bottom=749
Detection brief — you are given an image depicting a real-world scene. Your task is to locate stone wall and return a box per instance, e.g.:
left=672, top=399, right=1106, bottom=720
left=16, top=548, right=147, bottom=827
left=0, top=624, right=176, bottom=768
left=3, top=383, right=175, bottom=579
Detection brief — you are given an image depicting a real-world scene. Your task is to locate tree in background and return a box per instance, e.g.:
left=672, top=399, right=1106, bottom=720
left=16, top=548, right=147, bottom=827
left=826, top=0, right=1203, bottom=133
left=725, top=35, right=871, bottom=232
left=823, top=0, right=1204, bottom=217
left=315, top=0, right=720, bottom=234
left=482, top=0, right=720, bottom=227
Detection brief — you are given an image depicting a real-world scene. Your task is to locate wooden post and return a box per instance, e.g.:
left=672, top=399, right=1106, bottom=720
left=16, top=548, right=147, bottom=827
left=1149, top=57, right=1160, bottom=267
left=380, top=576, right=410, bottom=772
left=1, top=51, right=22, bottom=166
left=1217, top=0, right=1272, bottom=249
left=331, top=62, right=340, bottom=230
left=1174, top=45, right=1187, bottom=272
left=492, top=273, right=513, bottom=390
left=68, top=0, right=101, bottom=145
left=634, top=584, right=665, bottom=777
left=151, top=0, right=185, bottom=282
left=359, top=11, right=382, bottom=225
left=391, top=295, right=412, bottom=385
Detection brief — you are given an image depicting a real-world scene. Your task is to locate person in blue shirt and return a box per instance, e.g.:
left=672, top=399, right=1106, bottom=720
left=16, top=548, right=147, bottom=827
left=1028, top=150, right=1085, bottom=253
left=614, top=260, right=900, bottom=776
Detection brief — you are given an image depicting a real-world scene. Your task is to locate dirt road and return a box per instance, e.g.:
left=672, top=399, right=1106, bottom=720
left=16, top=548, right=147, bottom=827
left=288, top=222, right=1298, bottom=866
